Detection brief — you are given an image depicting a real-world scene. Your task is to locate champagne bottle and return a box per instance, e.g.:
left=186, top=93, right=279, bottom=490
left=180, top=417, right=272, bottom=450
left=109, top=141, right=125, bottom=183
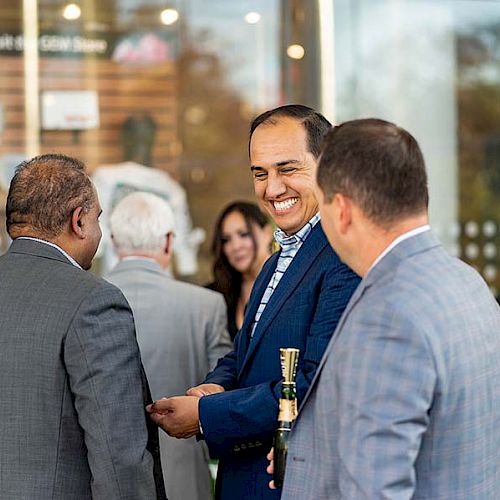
left=273, top=347, right=299, bottom=489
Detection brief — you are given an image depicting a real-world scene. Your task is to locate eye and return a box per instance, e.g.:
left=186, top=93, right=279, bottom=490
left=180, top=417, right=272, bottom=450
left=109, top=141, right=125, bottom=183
left=238, top=231, right=251, bottom=238
left=281, top=167, right=297, bottom=174
left=253, top=171, right=268, bottom=179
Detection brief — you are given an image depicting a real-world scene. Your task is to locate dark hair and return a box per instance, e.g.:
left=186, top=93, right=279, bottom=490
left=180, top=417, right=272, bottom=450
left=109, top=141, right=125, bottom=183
left=317, top=118, right=429, bottom=226
left=6, top=153, right=95, bottom=238
left=122, top=114, right=157, bottom=166
left=211, top=201, right=269, bottom=301
left=249, top=104, right=332, bottom=158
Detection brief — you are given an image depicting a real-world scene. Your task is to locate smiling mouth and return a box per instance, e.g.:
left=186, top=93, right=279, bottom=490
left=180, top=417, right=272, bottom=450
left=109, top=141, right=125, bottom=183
left=233, top=255, right=249, bottom=262
left=273, top=198, right=299, bottom=212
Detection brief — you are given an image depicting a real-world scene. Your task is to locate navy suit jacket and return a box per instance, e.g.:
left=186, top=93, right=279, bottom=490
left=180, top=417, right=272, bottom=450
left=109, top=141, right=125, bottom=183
left=199, top=223, right=360, bottom=499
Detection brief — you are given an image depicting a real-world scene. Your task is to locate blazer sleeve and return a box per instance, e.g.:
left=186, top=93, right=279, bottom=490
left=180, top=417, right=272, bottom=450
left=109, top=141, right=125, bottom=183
left=333, top=301, right=436, bottom=498
left=202, top=345, right=239, bottom=390
left=206, top=294, right=233, bottom=371
left=199, top=260, right=360, bottom=457
left=63, top=281, right=158, bottom=499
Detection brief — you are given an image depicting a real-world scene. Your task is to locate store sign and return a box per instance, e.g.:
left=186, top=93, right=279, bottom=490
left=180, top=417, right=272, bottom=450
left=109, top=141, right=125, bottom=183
left=0, top=32, right=109, bottom=57
left=0, top=30, right=178, bottom=62
left=41, top=90, right=100, bottom=130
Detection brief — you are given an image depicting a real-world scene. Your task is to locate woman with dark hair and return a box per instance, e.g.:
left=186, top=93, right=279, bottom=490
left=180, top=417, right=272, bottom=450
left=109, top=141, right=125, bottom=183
left=209, top=201, right=273, bottom=340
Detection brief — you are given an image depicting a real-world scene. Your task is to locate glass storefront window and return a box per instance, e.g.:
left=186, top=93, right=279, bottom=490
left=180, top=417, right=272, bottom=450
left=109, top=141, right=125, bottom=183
left=1, top=0, right=499, bottom=295
left=334, top=0, right=500, bottom=296
left=0, top=0, right=323, bottom=280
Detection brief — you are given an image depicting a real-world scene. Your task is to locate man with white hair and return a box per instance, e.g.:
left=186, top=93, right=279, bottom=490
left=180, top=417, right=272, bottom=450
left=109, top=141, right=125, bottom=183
left=106, top=191, right=232, bottom=500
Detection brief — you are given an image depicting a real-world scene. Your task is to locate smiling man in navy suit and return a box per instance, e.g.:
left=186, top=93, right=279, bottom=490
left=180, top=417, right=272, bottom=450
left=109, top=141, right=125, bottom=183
left=148, top=105, right=360, bottom=499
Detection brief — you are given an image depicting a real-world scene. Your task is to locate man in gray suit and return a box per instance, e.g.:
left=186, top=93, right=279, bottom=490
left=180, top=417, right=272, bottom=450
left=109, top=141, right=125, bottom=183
left=106, top=191, right=232, bottom=500
left=0, top=154, right=166, bottom=499
left=277, top=119, right=500, bottom=498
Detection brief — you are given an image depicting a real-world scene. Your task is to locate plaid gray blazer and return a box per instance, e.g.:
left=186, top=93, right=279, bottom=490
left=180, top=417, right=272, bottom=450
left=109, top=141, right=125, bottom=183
left=282, top=231, right=500, bottom=499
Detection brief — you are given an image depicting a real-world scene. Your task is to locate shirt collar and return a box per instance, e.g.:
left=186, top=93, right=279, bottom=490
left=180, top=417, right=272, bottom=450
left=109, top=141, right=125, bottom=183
left=367, top=224, right=431, bottom=275
left=274, top=212, right=321, bottom=250
left=17, top=237, right=82, bottom=269
left=121, top=255, right=157, bottom=263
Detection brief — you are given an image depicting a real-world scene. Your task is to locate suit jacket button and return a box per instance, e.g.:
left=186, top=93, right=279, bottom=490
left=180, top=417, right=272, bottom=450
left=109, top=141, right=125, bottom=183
left=233, top=445, right=240, bottom=452
left=255, top=441, right=262, bottom=447
left=248, top=442, right=255, bottom=448
left=240, top=444, right=247, bottom=450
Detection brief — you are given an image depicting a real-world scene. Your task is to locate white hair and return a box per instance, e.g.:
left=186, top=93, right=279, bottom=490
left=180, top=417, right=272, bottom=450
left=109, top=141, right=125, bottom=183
left=110, top=191, right=175, bottom=255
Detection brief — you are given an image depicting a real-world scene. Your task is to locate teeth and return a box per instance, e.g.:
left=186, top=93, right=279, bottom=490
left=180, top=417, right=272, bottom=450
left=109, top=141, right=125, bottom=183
left=273, top=198, right=298, bottom=211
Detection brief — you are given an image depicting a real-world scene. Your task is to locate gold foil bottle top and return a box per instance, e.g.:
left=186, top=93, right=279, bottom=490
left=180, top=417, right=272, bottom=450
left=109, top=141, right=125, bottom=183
left=280, top=348, right=299, bottom=383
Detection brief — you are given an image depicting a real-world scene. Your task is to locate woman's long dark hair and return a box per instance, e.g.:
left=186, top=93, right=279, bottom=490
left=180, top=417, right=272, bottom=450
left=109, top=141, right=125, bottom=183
left=211, top=201, right=269, bottom=306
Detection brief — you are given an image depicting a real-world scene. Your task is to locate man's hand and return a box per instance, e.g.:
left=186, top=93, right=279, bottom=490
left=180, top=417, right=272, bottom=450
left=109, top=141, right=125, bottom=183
left=186, top=383, right=225, bottom=397
left=266, top=448, right=276, bottom=490
left=147, top=396, right=200, bottom=439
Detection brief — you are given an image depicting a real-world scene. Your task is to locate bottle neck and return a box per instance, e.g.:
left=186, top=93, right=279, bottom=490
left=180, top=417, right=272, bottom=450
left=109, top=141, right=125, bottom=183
left=277, top=419, right=293, bottom=430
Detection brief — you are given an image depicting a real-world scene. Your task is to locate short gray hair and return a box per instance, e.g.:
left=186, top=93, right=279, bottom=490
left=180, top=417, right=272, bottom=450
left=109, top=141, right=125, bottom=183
left=110, top=191, right=175, bottom=254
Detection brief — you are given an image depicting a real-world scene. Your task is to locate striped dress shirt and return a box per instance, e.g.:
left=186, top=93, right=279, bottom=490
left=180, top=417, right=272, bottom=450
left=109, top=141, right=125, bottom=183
left=250, top=212, right=321, bottom=338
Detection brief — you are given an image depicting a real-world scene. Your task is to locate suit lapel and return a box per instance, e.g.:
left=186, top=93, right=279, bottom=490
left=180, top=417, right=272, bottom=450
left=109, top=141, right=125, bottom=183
left=297, top=278, right=371, bottom=411
left=238, top=225, right=328, bottom=378
left=297, top=229, right=442, bottom=411
left=236, top=252, right=278, bottom=359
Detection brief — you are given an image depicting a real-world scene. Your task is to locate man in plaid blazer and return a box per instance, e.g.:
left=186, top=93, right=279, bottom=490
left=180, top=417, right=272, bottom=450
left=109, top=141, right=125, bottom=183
left=279, top=119, right=500, bottom=499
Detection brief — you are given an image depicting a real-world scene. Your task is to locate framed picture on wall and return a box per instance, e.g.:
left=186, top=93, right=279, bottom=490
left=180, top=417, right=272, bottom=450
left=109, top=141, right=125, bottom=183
left=41, top=90, right=100, bottom=130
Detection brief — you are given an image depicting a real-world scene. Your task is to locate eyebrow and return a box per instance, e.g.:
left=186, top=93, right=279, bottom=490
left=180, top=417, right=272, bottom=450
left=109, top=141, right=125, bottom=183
left=251, top=159, right=299, bottom=170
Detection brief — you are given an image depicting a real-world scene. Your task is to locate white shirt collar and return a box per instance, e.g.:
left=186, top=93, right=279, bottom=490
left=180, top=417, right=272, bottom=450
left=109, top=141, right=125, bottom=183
left=121, top=256, right=157, bottom=263
left=119, top=256, right=172, bottom=276
left=17, top=237, right=82, bottom=269
left=367, top=224, right=431, bottom=276
left=274, top=212, right=321, bottom=248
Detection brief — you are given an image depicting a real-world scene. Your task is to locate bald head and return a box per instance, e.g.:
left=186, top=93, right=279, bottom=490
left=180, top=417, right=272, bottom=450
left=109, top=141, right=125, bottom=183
left=6, top=154, right=95, bottom=239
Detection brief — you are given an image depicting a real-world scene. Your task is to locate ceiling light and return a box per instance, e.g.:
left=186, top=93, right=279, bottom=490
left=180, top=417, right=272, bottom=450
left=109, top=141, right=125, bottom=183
left=63, top=3, right=81, bottom=20
left=245, top=12, right=261, bottom=24
left=287, top=44, right=305, bottom=60
left=160, top=8, right=179, bottom=25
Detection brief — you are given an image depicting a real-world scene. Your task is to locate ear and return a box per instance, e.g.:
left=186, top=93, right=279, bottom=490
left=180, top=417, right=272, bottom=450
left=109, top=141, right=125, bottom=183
left=336, top=193, right=352, bottom=235
left=71, top=206, right=85, bottom=239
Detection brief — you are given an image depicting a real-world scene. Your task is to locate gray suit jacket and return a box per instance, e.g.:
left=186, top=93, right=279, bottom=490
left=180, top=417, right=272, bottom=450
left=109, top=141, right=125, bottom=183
left=0, top=239, right=165, bottom=499
left=106, top=259, right=232, bottom=500
left=283, top=231, right=500, bottom=499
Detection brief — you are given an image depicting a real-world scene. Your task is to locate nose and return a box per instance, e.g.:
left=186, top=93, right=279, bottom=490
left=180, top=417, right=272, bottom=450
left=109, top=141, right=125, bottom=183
left=225, top=236, right=241, bottom=255
left=266, top=171, right=286, bottom=199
